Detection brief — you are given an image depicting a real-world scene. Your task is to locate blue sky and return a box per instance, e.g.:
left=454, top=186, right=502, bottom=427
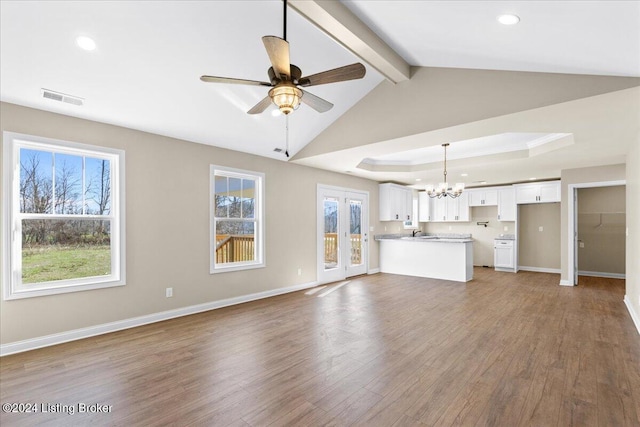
left=20, top=147, right=111, bottom=215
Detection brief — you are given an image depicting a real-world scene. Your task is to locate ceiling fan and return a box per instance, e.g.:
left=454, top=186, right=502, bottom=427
left=200, top=0, right=366, bottom=116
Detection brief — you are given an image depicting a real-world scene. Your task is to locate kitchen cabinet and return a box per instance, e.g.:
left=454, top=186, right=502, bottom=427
left=418, top=191, right=432, bottom=222
left=497, top=187, right=516, bottom=221
left=379, top=183, right=413, bottom=221
left=468, top=188, right=498, bottom=206
left=494, top=239, right=515, bottom=271
left=429, top=192, right=469, bottom=222
left=515, top=181, right=561, bottom=204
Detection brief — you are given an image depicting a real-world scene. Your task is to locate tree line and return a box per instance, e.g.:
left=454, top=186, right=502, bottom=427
left=20, top=151, right=111, bottom=247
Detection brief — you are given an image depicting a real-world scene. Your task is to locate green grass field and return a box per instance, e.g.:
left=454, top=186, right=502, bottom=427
left=22, top=245, right=111, bottom=284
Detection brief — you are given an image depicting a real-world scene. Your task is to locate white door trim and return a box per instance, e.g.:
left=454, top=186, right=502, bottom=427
left=567, top=180, right=625, bottom=286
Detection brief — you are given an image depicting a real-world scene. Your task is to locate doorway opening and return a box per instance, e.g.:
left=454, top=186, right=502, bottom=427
left=568, top=180, right=626, bottom=285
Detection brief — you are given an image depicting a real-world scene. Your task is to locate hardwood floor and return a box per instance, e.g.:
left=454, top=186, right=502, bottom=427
left=1, top=269, right=639, bottom=426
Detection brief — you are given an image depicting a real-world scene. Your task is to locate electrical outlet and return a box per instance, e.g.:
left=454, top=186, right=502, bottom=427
left=539, top=226, right=544, bottom=232
left=579, top=241, right=585, bottom=248
left=297, top=268, right=302, bottom=276
left=503, top=226, right=508, bottom=231
left=449, top=226, right=452, bottom=231
left=166, top=287, right=173, bottom=298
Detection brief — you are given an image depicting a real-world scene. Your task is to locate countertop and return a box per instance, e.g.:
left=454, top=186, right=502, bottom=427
left=495, top=234, right=516, bottom=240
left=374, top=233, right=473, bottom=243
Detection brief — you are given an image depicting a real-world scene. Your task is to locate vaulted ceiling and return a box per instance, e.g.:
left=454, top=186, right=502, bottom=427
left=1, top=1, right=639, bottom=187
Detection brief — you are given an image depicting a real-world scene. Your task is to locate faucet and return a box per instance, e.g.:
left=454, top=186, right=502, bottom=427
left=412, top=229, right=421, bottom=237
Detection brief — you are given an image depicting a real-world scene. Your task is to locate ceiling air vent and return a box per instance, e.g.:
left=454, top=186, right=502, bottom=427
left=41, top=89, right=84, bottom=106
left=273, top=148, right=284, bottom=153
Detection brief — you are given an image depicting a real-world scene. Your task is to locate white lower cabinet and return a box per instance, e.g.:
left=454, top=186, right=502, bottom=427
left=494, top=239, right=515, bottom=270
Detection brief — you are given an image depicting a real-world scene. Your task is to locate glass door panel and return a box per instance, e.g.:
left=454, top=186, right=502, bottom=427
left=349, top=200, right=363, bottom=267
left=323, top=197, right=340, bottom=271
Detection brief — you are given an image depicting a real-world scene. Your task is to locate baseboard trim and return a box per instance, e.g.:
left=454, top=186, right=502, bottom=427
left=559, top=280, right=575, bottom=287
left=518, top=266, right=561, bottom=274
left=368, top=268, right=380, bottom=275
left=0, top=280, right=318, bottom=357
left=578, top=270, right=626, bottom=279
left=624, top=295, right=640, bottom=335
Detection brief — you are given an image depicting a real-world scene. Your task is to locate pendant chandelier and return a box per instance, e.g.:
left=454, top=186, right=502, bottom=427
left=426, top=143, right=465, bottom=198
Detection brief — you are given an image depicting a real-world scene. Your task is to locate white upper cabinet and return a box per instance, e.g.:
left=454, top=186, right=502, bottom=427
left=497, top=187, right=516, bottom=221
left=515, top=181, right=561, bottom=204
left=468, top=188, right=498, bottom=206
left=425, top=191, right=469, bottom=222
left=380, top=183, right=413, bottom=221
left=418, top=191, right=432, bottom=222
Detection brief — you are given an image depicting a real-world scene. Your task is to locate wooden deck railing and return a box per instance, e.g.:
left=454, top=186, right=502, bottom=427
left=216, top=235, right=254, bottom=264
left=215, top=233, right=362, bottom=266
left=324, top=233, right=362, bottom=266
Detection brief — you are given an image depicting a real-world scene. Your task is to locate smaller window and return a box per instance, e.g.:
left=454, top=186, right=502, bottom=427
left=210, top=165, right=264, bottom=273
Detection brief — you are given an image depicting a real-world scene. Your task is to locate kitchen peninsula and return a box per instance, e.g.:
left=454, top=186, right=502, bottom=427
left=375, top=234, right=473, bottom=282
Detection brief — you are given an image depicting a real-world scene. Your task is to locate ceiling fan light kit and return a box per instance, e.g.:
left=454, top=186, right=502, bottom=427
left=427, top=143, right=465, bottom=199
left=199, top=0, right=365, bottom=116
left=269, top=82, right=302, bottom=115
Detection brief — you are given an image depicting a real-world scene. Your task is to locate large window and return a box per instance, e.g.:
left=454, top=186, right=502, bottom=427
left=2, top=132, right=125, bottom=299
left=210, top=165, right=264, bottom=273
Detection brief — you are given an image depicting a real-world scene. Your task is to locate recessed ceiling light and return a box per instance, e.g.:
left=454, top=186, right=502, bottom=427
left=529, top=177, right=536, bottom=180
left=461, top=173, right=468, bottom=177
left=415, top=178, right=421, bottom=182
left=497, top=14, right=520, bottom=25
left=75, top=35, right=96, bottom=51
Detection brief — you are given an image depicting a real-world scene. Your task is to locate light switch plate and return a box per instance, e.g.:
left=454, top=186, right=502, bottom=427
left=539, top=226, right=544, bottom=232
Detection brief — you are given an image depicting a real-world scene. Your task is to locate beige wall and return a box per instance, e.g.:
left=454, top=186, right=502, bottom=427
left=626, top=137, right=640, bottom=331
left=577, top=186, right=626, bottom=275
left=0, top=102, right=382, bottom=344
left=518, top=203, right=561, bottom=270
left=560, top=164, right=626, bottom=283
left=421, top=206, right=515, bottom=267
left=295, top=67, right=640, bottom=159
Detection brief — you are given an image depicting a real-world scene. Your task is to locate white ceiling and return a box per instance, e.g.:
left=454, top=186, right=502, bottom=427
left=0, top=1, right=383, bottom=159
left=361, top=133, right=571, bottom=166
left=1, top=1, right=639, bottom=185
left=343, top=0, right=640, bottom=77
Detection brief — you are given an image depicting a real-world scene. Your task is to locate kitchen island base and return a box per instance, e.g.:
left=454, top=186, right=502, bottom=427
left=379, top=238, right=473, bottom=282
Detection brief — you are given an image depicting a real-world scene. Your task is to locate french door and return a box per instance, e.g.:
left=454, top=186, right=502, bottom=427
left=317, top=185, right=369, bottom=284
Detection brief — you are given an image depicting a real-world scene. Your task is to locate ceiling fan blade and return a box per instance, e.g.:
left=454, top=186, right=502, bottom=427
left=298, top=63, right=366, bottom=87
left=300, top=89, right=333, bottom=113
left=200, top=75, right=272, bottom=86
left=262, top=36, right=291, bottom=80
left=247, top=96, right=273, bottom=115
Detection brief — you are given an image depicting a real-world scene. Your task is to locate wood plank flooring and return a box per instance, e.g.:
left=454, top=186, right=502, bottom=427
left=1, top=269, right=639, bottom=426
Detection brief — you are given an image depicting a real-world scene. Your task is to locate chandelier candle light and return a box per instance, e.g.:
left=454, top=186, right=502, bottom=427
left=427, top=143, right=465, bottom=198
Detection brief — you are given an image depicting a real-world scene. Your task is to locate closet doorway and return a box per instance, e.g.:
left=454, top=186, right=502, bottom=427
left=569, top=181, right=626, bottom=285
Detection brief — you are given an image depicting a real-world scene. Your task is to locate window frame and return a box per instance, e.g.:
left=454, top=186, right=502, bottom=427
left=210, top=165, right=265, bottom=273
left=2, top=132, right=126, bottom=300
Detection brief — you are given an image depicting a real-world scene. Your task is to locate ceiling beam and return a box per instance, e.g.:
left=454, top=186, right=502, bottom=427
left=288, top=0, right=410, bottom=84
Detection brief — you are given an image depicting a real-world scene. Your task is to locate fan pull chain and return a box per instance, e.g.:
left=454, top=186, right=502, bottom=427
left=285, top=114, right=290, bottom=158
